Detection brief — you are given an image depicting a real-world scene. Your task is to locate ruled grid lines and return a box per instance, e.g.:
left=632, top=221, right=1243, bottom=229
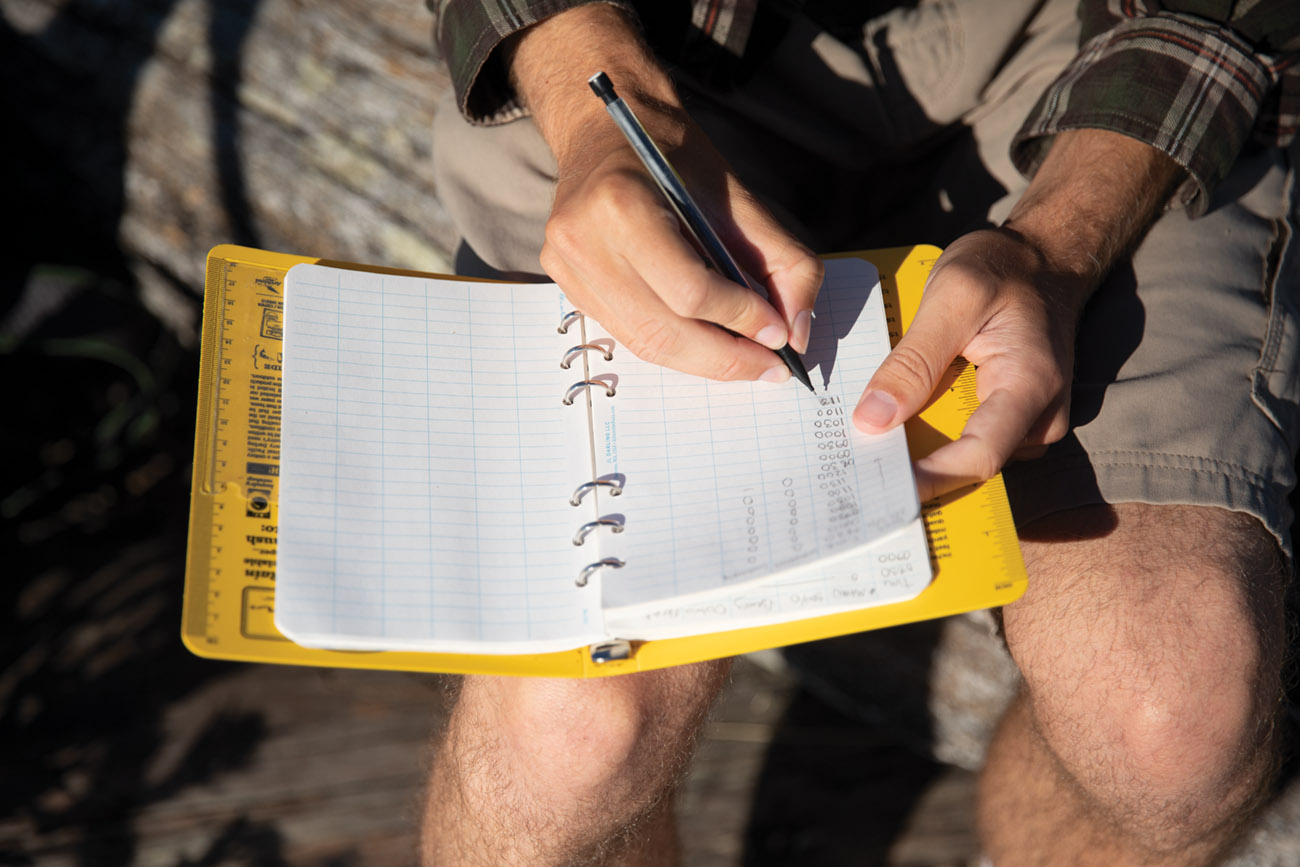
left=586, top=258, right=919, bottom=614
left=275, top=258, right=926, bottom=654
left=467, top=281, right=481, bottom=642
left=825, top=272, right=873, bottom=550
left=331, top=269, right=341, bottom=637
left=702, top=381, right=727, bottom=583
left=275, top=265, right=597, bottom=652
left=507, top=287, right=528, bottom=640
left=657, top=364, right=681, bottom=596
left=423, top=279, right=435, bottom=638
left=379, top=275, right=386, bottom=637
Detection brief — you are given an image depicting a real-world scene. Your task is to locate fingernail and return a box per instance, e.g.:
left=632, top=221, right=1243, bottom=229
left=791, top=310, right=812, bottom=353
left=856, top=390, right=897, bottom=428
left=760, top=364, right=790, bottom=383
left=755, top=323, right=787, bottom=350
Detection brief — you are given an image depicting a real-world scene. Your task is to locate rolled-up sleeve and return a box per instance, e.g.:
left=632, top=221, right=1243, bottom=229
left=1013, top=2, right=1300, bottom=215
left=429, top=0, right=636, bottom=124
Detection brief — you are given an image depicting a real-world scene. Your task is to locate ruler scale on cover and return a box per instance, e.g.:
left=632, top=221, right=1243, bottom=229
left=182, top=245, right=1027, bottom=677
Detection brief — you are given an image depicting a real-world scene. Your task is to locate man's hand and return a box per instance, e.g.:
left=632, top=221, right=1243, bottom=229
left=854, top=129, right=1184, bottom=500
left=855, top=228, right=1084, bottom=500
left=508, top=5, right=822, bottom=382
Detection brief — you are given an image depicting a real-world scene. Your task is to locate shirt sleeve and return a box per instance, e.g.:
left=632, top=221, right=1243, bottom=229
left=1012, top=2, right=1300, bottom=215
left=429, top=0, right=637, bottom=125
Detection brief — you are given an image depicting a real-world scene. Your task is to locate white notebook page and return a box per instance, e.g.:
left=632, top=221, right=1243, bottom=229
left=586, top=258, right=922, bottom=610
left=275, top=258, right=927, bottom=654
left=604, top=520, right=932, bottom=641
left=275, top=265, right=602, bottom=653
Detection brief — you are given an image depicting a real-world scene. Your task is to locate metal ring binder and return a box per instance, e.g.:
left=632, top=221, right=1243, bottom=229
left=572, top=517, right=625, bottom=546
left=562, top=380, right=616, bottom=405
left=558, top=310, right=584, bottom=334
left=576, top=557, right=625, bottom=587
left=569, top=479, right=624, bottom=507
left=560, top=343, right=614, bottom=369
left=557, top=324, right=623, bottom=584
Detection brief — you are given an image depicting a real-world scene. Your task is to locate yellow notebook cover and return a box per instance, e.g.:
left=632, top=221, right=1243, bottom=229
left=182, top=245, right=1026, bottom=676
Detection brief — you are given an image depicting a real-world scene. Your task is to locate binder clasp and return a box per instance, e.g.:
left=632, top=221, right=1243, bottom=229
left=589, top=639, right=633, bottom=664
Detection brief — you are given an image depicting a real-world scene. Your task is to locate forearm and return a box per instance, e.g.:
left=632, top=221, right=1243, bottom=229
left=1003, top=128, right=1184, bottom=301
left=1014, top=1, right=1299, bottom=214
left=506, top=4, right=683, bottom=165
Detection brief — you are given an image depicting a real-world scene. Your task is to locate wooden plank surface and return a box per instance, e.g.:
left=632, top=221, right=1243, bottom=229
left=1, top=0, right=1297, bottom=864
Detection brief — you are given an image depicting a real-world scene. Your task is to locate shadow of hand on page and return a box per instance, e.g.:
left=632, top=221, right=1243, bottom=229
left=800, top=275, right=873, bottom=390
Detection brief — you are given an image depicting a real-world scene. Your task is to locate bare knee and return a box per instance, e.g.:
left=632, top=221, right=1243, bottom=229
left=424, top=660, right=730, bottom=864
left=1026, top=651, right=1275, bottom=849
left=1009, top=504, right=1286, bottom=851
left=489, top=660, right=730, bottom=800
left=437, top=659, right=730, bottom=813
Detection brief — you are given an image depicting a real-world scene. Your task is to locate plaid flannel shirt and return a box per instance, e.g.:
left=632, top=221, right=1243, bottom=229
left=427, top=0, right=754, bottom=122
left=1014, top=1, right=1299, bottom=214
left=430, top=0, right=1299, bottom=214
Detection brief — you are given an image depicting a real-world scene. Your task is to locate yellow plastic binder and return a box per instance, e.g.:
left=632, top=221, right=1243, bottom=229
left=182, top=244, right=1026, bottom=676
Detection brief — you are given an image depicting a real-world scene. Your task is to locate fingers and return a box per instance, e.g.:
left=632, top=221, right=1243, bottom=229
left=622, top=224, right=789, bottom=351
left=913, top=384, right=1070, bottom=501
left=615, top=181, right=823, bottom=354
left=912, top=388, right=1040, bottom=500
left=543, top=157, right=819, bottom=380
left=543, top=243, right=791, bottom=382
left=853, top=296, right=976, bottom=433
left=718, top=188, right=824, bottom=353
left=756, top=249, right=822, bottom=353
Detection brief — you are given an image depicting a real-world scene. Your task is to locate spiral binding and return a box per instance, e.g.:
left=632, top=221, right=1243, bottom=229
left=562, top=380, right=616, bottom=405
left=569, top=479, right=623, bottom=507
left=560, top=343, right=613, bottom=369
left=576, top=558, right=624, bottom=588
left=561, top=315, right=627, bottom=587
left=573, top=518, right=624, bottom=546
left=558, top=310, right=584, bottom=334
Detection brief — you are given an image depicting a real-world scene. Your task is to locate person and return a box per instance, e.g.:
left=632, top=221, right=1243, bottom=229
left=420, top=1, right=1299, bottom=863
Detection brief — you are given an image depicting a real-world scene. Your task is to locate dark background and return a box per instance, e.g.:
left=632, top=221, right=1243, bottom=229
left=2, top=1, right=1298, bottom=864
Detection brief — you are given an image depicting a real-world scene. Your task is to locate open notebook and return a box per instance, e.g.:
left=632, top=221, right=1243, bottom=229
left=274, top=257, right=931, bottom=654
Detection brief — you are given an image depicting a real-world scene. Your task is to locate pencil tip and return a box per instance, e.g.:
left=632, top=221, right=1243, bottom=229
left=775, top=344, right=815, bottom=392
left=791, top=363, right=815, bottom=393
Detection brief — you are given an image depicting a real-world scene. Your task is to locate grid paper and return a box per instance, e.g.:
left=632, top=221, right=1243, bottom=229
left=275, top=265, right=602, bottom=653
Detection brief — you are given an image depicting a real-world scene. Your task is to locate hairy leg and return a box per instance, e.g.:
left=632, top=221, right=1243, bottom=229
left=979, top=503, right=1288, bottom=866
left=422, top=659, right=731, bottom=866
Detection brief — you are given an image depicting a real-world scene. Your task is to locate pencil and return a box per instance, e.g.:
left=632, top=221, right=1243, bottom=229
left=587, top=71, right=815, bottom=393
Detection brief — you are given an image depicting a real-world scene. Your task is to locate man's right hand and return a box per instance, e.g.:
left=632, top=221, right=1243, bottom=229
left=507, top=5, right=822, bottom=382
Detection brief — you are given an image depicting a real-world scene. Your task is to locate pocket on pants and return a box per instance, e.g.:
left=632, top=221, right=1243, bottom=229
left=1251, top=218, right=1300, bottom=445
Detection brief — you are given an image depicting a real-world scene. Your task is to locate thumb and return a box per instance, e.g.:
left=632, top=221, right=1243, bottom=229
left=853, top=310, right=969, bottom=433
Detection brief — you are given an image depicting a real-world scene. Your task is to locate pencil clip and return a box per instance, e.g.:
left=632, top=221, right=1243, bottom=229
left=562, top=379, right=616, bottom=405
left=572, top=516, right=625, bottom=546
left=569, top=479, right=624, bottom=507
left=576, top=557, right=624, bottom=587
left=560, top=343, right=614, bottom=369
left=558, top=310, right=584, bottom=334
